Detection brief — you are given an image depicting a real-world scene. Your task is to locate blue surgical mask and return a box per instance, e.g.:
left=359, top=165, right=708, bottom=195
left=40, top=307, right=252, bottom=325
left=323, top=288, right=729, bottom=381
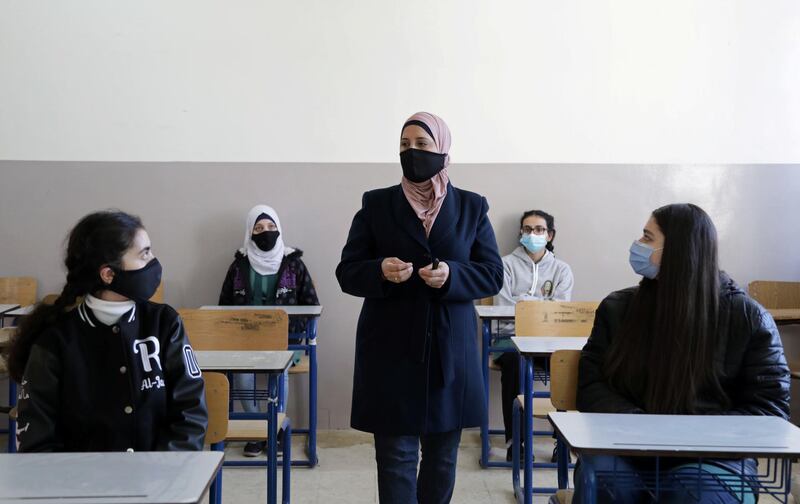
left=629, top=240, right=662, bottom=279
left=520, top=233, right=548, bottom=253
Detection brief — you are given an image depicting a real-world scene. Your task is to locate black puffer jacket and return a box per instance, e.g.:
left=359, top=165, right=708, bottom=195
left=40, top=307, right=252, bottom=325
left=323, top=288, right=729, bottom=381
left=578, top=274, right=790, bottom=418
left=218, top=249, right=319, bottom=335
left=16, top=301, right=207, bottom=452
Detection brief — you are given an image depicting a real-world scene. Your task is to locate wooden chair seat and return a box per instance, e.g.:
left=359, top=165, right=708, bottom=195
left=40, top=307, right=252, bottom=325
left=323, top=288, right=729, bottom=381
left=288, top=355, right=309, bottom=374
left=516, top=394, right=558, bottom=419
left=226, top=415, right=288, bottom=441
left=554, top=489, right=573, bottom=503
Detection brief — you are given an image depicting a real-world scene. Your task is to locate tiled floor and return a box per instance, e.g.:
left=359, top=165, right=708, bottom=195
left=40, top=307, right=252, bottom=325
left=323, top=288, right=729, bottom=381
left=214, top=428, right=556, bottom=504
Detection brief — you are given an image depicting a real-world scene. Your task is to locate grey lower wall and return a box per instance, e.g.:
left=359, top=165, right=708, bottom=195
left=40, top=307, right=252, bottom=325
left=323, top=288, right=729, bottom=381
left=1, top=162, right=799, bottom=429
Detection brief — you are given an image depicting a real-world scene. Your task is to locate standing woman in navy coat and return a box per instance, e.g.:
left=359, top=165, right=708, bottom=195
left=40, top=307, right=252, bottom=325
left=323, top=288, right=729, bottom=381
left=336, top=112, right=503, bottom=504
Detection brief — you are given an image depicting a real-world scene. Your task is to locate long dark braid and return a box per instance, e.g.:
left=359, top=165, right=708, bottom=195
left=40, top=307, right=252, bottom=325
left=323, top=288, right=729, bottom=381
left=5, top=210, right=143, bottom=382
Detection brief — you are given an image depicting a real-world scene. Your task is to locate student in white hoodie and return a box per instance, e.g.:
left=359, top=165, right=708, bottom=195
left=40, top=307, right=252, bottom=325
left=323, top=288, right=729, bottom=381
left=493, top=210, right=574, bottom=461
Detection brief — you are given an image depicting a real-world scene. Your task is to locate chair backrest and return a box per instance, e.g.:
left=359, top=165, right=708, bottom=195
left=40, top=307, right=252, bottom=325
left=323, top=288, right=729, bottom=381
left=40, top=294, right=60, bottom=305
left=177, top=309, right=289, bottom=351
left=478, top=297, right=494, bottom=306
left=550, top=349, right=581, bottom=411
left=515, top=301, right=599, bottom=337
left=749, top=281, right=800, bottom=310
left=0, top=277, right=37, bottom=306
left=149, top=282, right=164, bottom=303
left=203, top=372, right=229, bottom=444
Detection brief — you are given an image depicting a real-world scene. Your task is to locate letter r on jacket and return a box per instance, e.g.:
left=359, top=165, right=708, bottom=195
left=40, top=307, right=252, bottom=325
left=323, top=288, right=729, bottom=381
left=133, top=336, right=162, bottom=372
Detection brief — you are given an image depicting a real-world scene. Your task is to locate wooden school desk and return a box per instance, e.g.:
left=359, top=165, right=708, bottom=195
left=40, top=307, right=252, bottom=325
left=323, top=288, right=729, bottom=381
left=200, top=304, right=323, bottom=467
left=195, top=350, right=293, bottom=504
left=549, top=412, right=800, bottom=504
left=511, top=336, right=588, bottom=503
left=476, top=304, right=516, bottom=467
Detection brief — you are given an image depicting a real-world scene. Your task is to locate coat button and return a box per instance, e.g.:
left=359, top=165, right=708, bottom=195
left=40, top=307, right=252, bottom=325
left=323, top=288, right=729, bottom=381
left=126, top=448, right=134, bottom=453
left=119, top=366, right=127, bottom=374
left=112, top=326, right=120, bottom=334
left=124, top=406, right=133, bottom=414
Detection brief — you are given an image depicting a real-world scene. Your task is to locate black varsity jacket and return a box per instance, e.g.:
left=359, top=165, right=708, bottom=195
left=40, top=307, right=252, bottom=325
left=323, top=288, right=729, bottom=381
left=16, top=301, right=208, bottom=452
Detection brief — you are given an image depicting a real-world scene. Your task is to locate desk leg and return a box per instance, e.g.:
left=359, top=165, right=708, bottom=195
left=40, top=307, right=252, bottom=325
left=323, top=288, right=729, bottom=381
left=308, top=317, right=318, bottom=467
left=209, top=442, right=224, bottom=504
left=512, top=397, right=522, bottom=503
left=480, top=318, right=491, bottom=468
left=267, top=374, right=278, bottom=504
left=577, top=453, right=596, bottom=504
left=556, top=432, right=569, bottom=489
left=523, top=357, right=533, bottom=504
left=282, top=420, right=291, bottom=504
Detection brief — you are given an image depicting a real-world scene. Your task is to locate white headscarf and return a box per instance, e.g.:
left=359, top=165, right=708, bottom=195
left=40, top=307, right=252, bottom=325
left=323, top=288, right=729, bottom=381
left=240, top=205, right=294, bottom=276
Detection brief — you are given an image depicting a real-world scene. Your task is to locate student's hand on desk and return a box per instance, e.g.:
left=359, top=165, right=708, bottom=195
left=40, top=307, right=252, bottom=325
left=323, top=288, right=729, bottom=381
left=419, top=262, right=449, bottom=289
left=382, top=258, right=414, bottom=284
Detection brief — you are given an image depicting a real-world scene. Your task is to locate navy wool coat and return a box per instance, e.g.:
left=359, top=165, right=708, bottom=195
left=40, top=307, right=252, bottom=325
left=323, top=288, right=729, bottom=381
left=336, top=184, right=503, bottom=435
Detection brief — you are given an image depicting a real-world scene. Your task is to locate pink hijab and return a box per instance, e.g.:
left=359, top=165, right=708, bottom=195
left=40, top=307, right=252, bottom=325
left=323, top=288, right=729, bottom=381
left=400, top=112, right=451, bottom=236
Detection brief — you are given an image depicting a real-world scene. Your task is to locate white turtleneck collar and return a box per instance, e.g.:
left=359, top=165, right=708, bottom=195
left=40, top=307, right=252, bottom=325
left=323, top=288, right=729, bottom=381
left=85, top=294, right=135, bottom=326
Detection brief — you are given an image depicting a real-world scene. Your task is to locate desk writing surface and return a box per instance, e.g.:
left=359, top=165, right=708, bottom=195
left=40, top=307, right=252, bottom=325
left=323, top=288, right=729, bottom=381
left=0, top=304, right=20, bottom=315
left=549, top=412, right=800, bottom=458
left=770, top=308, right=800, bottom=323
left=5, top=305, right=33, bottom=316
left=199, top=305, right=323, bottom=316
left=194, top=350, right=293, bottom=372
left=512, top=336, right=588, bottom=355
left=0, top=452, right=223, bottom=504
left=475, top=305, right=514, bottom=319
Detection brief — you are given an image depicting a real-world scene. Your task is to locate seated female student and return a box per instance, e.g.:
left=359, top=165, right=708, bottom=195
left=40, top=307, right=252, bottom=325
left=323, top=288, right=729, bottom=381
left=218, top=204, right=319, bottom=457
left=493, top=209, right=573, bottom=462
left=575, top=203, right=790, bottom=503
left=8, top=210, right=208, bottom=452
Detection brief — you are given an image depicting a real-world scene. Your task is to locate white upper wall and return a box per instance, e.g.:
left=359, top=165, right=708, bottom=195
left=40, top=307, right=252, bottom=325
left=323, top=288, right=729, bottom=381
left=1, top=0, right=799, bottom=163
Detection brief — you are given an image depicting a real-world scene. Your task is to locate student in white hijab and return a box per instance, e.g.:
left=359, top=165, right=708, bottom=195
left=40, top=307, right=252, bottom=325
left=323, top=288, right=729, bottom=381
left=218, top=205, right=320, bottom=456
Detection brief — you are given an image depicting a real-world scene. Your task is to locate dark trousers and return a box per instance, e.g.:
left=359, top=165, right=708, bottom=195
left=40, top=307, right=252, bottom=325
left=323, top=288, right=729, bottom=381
left=496, top=352, right=521, bottom=443
left=373, top=429, right=462, bottom=504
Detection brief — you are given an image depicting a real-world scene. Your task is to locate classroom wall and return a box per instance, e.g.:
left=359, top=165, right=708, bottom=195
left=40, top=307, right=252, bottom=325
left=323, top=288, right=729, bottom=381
left=2, top=1, right=799, bottom=429
left=1, top=0, right=800, bottom=163
left=1, top=162, right=799, bottom=429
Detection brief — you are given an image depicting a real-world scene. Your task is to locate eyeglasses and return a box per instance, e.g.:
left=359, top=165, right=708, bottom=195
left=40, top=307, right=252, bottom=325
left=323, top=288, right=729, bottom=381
left=521, top=225, right=548, bottom=235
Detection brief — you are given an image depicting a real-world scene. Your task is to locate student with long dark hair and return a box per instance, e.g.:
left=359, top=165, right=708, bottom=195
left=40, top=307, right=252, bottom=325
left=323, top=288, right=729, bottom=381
left=575, top=203, right=789, bottom=503
left=7, top=210, right=207, bottom=452
left=493, top=209, right=573, bottom=461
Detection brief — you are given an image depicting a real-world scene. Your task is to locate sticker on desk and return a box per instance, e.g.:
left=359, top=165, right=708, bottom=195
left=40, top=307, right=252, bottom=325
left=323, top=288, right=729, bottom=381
left=518, top=302, right=597, bottom=325
left=219, top=311, right=287, bottom=331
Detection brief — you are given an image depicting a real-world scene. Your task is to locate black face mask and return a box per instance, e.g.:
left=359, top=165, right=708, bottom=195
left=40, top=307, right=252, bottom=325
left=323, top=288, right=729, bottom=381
left=252, top=230, right=280, bottom=251
left=109, top=258, right=162, bottom=303
left=400, top=149, right=447, bottom=183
